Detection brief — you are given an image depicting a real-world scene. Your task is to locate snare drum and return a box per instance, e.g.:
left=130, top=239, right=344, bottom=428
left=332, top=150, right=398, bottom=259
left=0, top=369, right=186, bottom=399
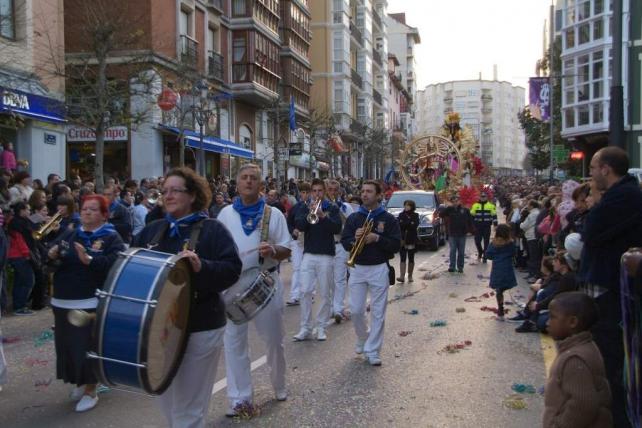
left=90, top=248, right=192, bottom=394
left=223, top=267, right=276, bottom=324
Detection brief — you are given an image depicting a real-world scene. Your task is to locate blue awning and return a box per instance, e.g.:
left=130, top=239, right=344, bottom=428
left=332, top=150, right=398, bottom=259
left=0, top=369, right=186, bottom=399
left=158, top=124, right=254, bottom=159
left=1, top=86, right=66, bottom=124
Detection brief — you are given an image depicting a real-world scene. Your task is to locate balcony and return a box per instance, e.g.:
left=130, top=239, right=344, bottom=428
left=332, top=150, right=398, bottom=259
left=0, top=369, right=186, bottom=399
left=208, top=51, right=224, bottom=82
left=372, top=49, right=383, bottom=67
left=372, top=9, right=383, bottom=29
left=207, top=0, right=223, bottom=12
left=180, top=35, right=198, bottom=67
left=373, top=88, right=382, bottom=106
left=350, top=20, right=363, bottom=46
left=351, top=68, right=363, bottom=89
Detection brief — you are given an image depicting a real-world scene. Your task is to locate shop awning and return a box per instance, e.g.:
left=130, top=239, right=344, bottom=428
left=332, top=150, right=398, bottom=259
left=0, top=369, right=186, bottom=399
left=1, top=86, right=66, bottom=124
left=158, top=124, right=254, bottom=159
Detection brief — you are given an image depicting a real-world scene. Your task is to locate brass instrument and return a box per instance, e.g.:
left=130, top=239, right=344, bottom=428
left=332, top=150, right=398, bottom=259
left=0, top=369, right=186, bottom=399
left=147, top=189, right=161, bottom=205
left=68, top=309, right=96, bottom=327
left=33, top=211, right=63, bottom=240
left=346, top=210, right=373, bottom=267
left=307, top=198, right=323, bottom=224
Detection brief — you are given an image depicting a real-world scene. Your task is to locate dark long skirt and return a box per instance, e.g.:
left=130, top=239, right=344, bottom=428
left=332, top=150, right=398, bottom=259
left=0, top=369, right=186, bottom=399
left=52, top=307, right=97, bottom=386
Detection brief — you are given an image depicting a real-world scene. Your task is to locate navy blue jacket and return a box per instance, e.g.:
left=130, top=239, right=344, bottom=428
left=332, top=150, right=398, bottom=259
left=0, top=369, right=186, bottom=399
left=580, top=175, right=642, bottom=291
left=109, top=201, right=132, bottom=243
left=341, top=209, right=401, bottom=265
left=133, top=218, right=242, bottom=332
left=51, top=228, right=125, bottom=301
left=485, top=240, right=517, bottom=290
left=287, top=201, right=307, bottom=235
left=442, top=205, right=474, bottom=237
left=295, top=202, right=341, bottom=256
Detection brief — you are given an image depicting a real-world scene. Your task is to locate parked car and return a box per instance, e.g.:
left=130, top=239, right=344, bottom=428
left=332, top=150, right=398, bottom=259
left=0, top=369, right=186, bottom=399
left=385, top=190, right=445, bottom=251
left=628, top=168, right=642, bottom=183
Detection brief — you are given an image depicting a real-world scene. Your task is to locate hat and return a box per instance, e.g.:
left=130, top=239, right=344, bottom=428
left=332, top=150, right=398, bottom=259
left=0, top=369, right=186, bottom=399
left=564, top=233, right=583, bottom=260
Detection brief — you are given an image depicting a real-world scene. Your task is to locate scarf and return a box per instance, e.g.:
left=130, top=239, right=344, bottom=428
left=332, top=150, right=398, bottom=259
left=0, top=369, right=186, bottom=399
left=76, top=223, right=117, bottom=248
left=358, top=204, right=385, bottom=219
left=165, top=212, right=208, bottom=239
left=232, top=197, right=265, bottom=236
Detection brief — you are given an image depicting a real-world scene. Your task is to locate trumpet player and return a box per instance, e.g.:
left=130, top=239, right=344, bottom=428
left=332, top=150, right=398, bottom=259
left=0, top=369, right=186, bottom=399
left=341, top=181, right=401, bottom=366
left=293, top=178, right=342, bottom=341
left=286, top=182, right=311, bottom=306
left=326, top=179, right=354, bottom=323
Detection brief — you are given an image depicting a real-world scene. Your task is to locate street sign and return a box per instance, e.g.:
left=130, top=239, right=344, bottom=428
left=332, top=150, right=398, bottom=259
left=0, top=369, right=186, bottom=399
left=278, top=147, right=289, bottom=160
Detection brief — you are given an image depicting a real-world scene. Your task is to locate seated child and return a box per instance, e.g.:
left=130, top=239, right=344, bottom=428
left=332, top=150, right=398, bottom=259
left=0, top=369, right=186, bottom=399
left=543, top=291, right=612, bottom=428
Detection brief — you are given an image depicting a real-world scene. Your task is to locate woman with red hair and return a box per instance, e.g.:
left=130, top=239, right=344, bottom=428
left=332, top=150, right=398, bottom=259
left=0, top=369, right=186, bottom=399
left=47, top=195, right=125, bottom=413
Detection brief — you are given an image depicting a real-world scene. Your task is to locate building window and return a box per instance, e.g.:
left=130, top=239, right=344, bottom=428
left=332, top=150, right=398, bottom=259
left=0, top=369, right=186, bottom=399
left=233, top=0, right=247, bottom=16
left=179, top=9, right=190, bottom=36
left=232, top=33, right=248, bottom=81
left=0, top=0, right=14, bottom=39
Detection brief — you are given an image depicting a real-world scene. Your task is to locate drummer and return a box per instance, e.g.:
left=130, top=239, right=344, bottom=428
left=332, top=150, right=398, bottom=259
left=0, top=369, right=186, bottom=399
left=47, top=195, right=126, bottom=412
left=133, top=167, right=242, bottom=428
left=217, top=163, right=291, bottom=417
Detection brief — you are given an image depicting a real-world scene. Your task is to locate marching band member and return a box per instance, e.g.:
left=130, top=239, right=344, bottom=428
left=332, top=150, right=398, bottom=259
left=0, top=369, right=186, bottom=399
left=47, top=195, right=125, bottom=412
left=326, top=179, right=354, bottom=323
left=217, top=163, right=291, bottom=416
left=133, top=167, right=242, bottom=428
left=293, top=178, right=342, bottom=341
left=286, top=182, right=311, bottom=306
left=341, top=180, right=401, bottom=366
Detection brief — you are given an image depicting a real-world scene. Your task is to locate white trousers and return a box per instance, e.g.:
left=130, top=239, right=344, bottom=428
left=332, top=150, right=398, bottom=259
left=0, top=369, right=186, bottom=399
left=0, top=310, right=6, bottom=386
left=332, top=243, right=349, bottom=314
left=349, top=263, right=389, bottom=358
left=158, top=328, right=224, bottom=428
left=299, top=253, right=334, bottom=331
left=289, top=241, right=304, bottom=301
left=224, top=278, right=286, bottom=407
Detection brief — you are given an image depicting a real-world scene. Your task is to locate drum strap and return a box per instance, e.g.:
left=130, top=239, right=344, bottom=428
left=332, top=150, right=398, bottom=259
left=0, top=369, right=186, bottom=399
left=148, top=219, right=206, bottom=251
left=258, top=205, right=272, bottom=264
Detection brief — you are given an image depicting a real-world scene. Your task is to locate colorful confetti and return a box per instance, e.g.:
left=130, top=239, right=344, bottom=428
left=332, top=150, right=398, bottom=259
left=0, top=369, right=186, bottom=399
left=1, top=336, right=21, bottom=344
left=503, top=394, right=528, bottom=410
left=511, top=383, right=537, bottom=394
left=438, top=340, right=472, bottom=354
left=34, top=330, right=54, bottom=348
left=398, top=331, right=413, bottom=337
left=403, top=309, right=419, bottom=315
left=455, top=307, right=466, bottom=313
left=429, top=320, right=447, bottom=327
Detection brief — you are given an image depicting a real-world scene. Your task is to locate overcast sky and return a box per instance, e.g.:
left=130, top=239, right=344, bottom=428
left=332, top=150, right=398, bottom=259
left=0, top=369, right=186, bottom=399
left=387, top=0, right=553, bottom=93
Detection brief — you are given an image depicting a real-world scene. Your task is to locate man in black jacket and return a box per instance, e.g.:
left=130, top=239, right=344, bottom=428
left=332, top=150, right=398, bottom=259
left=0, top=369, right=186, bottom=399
left=103, top=185, right=132, bottom=243
left=580, top=146, right=642, bottom=428
left=341, top=180, right=401, bottom=366
left=442, top=195, right=473, bottom=273
left=293, top=178, right=341, bottom=342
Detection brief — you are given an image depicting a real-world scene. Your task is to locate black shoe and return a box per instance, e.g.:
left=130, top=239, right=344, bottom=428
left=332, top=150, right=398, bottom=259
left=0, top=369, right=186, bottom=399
left=482, top=258, right=487, bottom=264
left=515, top=321, right=538, bottom=333
left=448, top=268, right=455, bottom=273
left=507, top=313, right=528, bottom=323
left=457, top=268, right=464, bottom=274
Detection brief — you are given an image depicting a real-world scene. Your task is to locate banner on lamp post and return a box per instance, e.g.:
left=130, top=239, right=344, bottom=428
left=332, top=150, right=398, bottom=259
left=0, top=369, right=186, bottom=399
left=529, top=77, right=551, bottom=122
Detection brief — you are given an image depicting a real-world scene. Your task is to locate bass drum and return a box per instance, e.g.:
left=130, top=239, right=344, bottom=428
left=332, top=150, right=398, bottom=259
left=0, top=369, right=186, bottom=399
left=91, top=248, right=192, bottom=394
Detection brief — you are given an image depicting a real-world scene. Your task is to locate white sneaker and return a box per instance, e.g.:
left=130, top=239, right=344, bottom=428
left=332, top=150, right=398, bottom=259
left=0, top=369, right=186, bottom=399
left=276, top=390, right=287, bottom=401
left=316, top=329, right=327, bottom=341
left=75, top=394, right=98, bottom=412
left=292, top=329, right=312, bottom=341
left=368, top=355, right=382, bottom=366
left=355, top=340, right=365, bottom=354
left=69, top=385, right=85, bottom=401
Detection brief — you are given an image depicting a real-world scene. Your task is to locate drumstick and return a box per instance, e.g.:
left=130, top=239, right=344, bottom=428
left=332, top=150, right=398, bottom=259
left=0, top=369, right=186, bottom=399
left=239, top=247, right=260, bottom=258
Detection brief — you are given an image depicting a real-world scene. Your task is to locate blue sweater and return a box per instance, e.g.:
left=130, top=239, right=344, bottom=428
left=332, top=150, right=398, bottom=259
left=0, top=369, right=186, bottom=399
left=341, top=210, right=401, bottom=265
left=133, top=218, right=242, bottom=332
left=295, top=203, right=341, bottom=256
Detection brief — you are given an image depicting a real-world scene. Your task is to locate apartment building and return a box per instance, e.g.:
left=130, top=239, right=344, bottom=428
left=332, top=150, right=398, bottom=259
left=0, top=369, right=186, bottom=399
left=559, top=0, right=641, bottom=167
left=0, top=0, right=67, bottom=181
left=385, top=12, right=419, bottom=139
left=310, top=0, right=389, bottom=178
left=416, top=78, right=527, bottom=175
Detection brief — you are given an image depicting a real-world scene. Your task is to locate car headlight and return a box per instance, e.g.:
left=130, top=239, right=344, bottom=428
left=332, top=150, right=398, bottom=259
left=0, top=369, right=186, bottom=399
left=419, top=215, right=431, bottom=225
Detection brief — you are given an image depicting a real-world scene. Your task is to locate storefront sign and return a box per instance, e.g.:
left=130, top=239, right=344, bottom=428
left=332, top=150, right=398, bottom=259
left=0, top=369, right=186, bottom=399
left=44, top=133, right=57, bottom=145
left=289, top=153, right=310, bottom=168
left=0, top=86, right=66, bottom=124
left=66, top=126, right=128, bottom=142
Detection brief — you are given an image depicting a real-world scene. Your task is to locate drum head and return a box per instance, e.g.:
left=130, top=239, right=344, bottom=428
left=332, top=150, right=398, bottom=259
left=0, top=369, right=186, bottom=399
left=144, top=257, right=191, bottom=393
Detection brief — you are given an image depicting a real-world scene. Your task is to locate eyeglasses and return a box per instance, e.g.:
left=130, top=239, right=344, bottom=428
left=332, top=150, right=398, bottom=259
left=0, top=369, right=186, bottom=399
left=160, top=188, right=189, bottom=196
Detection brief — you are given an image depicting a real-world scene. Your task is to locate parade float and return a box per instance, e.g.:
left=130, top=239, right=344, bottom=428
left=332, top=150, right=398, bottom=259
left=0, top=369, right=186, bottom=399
left=397, top=112, right=491, bottom=207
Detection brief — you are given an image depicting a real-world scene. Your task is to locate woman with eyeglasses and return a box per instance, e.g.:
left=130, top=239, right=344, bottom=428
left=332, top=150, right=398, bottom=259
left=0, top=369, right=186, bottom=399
left=133, top=167, right=242, bottom=428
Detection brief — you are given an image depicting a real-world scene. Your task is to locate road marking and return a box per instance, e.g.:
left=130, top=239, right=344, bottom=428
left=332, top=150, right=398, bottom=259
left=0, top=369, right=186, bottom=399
left=540, top=333, right=556, bottom=377
left=211, top=355, right=268, bottom=395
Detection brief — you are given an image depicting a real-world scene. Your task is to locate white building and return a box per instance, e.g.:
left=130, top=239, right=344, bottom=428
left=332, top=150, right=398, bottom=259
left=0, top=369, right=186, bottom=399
left=385, top=13, right=420, bottom=139
left=416, top=78, right=527, bottom=175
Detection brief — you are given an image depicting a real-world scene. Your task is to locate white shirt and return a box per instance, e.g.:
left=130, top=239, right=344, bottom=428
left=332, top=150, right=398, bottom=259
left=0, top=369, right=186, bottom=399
left=132, top=204, right=148, bottom=236
left=217, top=204, right=291, bottom=275
left=333, top=200, right=354, bottom=241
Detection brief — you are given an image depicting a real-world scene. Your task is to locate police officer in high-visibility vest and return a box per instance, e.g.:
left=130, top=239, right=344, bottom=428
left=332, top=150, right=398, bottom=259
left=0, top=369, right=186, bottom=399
left=470, top=190, right=497, bottom=263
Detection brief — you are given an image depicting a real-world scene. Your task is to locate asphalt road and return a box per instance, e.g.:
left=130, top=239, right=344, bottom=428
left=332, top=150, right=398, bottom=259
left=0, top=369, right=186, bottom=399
left=0, top=239, right=550, bottom=428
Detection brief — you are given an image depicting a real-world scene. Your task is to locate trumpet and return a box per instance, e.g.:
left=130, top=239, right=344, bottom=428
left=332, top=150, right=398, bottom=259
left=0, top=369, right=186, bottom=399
left=346, top=210, right=373, bottom=267
left=147, top=189, right=161, bottom=205
left=33, top=211, right=63, bottom=240
left=307, top=199, right=323, bottom=224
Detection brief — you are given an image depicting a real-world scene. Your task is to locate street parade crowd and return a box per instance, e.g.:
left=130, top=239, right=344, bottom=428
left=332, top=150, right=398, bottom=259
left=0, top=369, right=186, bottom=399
left=0, top=145, right=641, bottom=427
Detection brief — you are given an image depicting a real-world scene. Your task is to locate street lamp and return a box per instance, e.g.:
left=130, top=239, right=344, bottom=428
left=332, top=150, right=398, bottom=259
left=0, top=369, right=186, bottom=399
left=191, top=80, right=217, bottom=177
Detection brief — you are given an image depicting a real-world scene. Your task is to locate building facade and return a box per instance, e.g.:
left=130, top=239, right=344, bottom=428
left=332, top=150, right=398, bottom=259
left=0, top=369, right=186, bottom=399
left=310, top=0, right=390, bottom=178
left=0, top=0, right=67, bottom=182
left=416, top=79, right=527, bottom=175
left=385, top=12, right=419, bottom=139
